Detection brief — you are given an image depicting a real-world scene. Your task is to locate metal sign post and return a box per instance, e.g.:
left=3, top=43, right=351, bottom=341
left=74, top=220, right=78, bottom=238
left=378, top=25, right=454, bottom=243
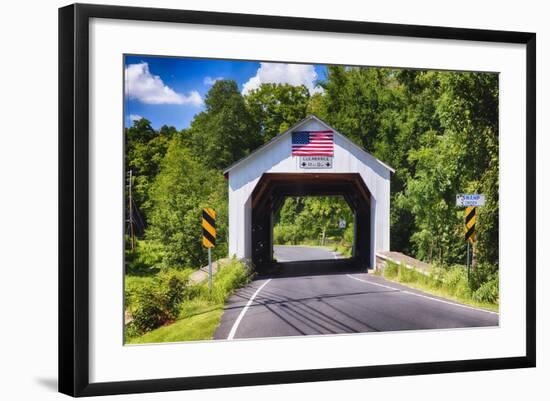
left=466, top=241, right=470, bottom=283
left=464, top=205, right=476, bottom=284
left=458, top=194, right=484, bottom=285
left=202, top=208, right=216, bottom=291
left=208, top=247, right=212, bottom=291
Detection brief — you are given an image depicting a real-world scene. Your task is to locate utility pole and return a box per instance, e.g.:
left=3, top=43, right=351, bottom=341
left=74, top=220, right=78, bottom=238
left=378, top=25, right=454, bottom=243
left=128, top=170, right=135, bottom=250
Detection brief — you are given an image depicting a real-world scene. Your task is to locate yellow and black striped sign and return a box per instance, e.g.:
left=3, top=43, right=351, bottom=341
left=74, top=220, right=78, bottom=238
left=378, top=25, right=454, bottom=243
left=202, top=208, right=216, bottom=248
left=464, top=206, right=476, bottom=243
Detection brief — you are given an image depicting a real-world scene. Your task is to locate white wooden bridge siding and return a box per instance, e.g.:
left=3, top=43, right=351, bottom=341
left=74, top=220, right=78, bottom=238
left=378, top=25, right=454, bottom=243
left=226, top=117, right=391, bottom=269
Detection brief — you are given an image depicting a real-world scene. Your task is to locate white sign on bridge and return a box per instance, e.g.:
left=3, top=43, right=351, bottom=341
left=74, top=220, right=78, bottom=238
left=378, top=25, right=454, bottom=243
left=299, top=156, right=333, bottom=169
left=456, top=194, right=486, bottom=207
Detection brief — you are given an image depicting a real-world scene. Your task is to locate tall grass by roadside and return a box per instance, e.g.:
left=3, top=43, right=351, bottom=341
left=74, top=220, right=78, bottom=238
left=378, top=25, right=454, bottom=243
left=378, top=261, right=499, bottom=312
left=125, top=258, right=251, bottom=344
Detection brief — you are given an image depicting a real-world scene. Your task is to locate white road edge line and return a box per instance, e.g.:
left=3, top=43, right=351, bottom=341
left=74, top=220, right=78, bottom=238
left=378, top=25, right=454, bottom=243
left=346, top=274, right=498, bottom=315
left=227, top=279, right=272, bottom=340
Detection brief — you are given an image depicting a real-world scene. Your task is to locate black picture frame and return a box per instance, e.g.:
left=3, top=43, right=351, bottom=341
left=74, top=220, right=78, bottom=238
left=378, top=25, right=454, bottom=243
left=59, top=3, right=536, bottom=397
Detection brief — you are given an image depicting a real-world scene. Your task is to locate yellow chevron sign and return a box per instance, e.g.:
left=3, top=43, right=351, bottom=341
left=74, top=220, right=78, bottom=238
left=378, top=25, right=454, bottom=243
left=464, top=206, right=476, bottom=243
left=202, top=208, right=216, bottom=248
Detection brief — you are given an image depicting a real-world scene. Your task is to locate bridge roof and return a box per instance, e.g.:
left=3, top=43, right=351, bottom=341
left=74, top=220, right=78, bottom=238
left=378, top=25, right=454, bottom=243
left=223, top=114, right=395, bottom=175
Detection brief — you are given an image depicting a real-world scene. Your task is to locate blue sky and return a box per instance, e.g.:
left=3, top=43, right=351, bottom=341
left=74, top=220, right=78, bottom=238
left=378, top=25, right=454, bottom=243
left=124, top=55, right=327, bottom=130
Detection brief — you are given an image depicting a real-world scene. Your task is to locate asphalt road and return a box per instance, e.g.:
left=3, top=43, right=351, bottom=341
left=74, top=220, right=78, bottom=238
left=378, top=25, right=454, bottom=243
left=214, top=246, right=498, bottom=340
left=273, top=245, right=341, bottom=262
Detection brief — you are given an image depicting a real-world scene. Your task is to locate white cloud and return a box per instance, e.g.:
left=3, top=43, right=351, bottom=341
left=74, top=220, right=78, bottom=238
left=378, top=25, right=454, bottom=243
left=125, top=62, right=203, bottom=106
left=129, top=114, right=143, bottom=121
left=203, top=76, right=223, bottom=86
left=241, top=63, right=324, bottom=95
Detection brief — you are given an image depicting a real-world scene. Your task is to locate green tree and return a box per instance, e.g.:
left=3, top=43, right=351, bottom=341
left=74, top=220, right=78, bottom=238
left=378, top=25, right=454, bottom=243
left=189, top=80, right=259, bottom=170
left=146, top=137, right=228, bottom=269
left=125, top=119, right=176, bottom=225
left=306, top=92, right=326, bottom=117
left=435, top=72, right=499, bottom=266
left=397, top=132, right=466, bottom=264
left=274, top=196, right=353, bottom=245
left=245, top=83, right=310, bottom=141
left=399, top=71, right=499, bottom=266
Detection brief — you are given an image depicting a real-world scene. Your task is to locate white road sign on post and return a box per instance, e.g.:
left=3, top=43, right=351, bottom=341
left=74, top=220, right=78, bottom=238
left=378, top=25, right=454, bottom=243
left=339, top=219, right=346, bottom=229
left=456, top=194, right=486, bottom=207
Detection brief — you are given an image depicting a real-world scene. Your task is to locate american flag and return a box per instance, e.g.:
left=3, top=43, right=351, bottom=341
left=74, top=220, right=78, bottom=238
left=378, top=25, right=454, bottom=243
left=291, top=130, right=334, bottom=156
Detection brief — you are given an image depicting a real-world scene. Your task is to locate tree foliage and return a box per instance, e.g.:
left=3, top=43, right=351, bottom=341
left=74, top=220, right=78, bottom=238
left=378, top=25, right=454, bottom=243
left=188, top=80, right=259, bottom=170
left=274, top=196, right=353, bottom=245
left=125, top=119, right=175, bottom=220
left=146, top=137, right=228, bottom=269
left=246, top=83, right=310, bottom=141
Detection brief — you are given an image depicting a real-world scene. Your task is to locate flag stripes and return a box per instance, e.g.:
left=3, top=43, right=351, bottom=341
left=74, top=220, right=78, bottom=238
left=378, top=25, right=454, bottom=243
left=202, top=208, right=216, bottom=248
left=291, top=130, right=334, bottom=156
left=464, top=206, right=476, bottom=242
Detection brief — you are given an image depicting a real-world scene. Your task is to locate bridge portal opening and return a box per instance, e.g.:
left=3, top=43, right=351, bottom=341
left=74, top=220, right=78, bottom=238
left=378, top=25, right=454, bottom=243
left=251, top=173, right=372, bottom=275
left=272, top=195, right=354, bottom=263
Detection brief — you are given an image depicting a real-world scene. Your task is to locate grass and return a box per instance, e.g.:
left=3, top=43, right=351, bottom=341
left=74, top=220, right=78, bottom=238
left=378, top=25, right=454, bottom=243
left=125, top=274, right=155, bottom=287
left=375, top=261, right=499, bottom=312
left=124, top=275, right=155, bottom=311
left=125, top=258, right=251, bottom=344
left=126, top=300, right=223, bottom=344
left=333, top=243, right=352, bottom=258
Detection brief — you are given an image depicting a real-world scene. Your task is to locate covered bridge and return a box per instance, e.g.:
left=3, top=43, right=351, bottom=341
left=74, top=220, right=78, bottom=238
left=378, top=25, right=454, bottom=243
left=223, top=115, right=393, bottom=273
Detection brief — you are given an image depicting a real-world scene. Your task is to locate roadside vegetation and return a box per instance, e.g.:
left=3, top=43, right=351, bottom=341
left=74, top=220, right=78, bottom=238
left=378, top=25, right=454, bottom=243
left=376, top=260, right=499, bottom=312
left=125, top=258, right=250, bottom=344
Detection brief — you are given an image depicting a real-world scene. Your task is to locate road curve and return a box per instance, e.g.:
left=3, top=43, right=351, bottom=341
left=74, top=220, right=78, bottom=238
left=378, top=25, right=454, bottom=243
left=214, top=247, right=498, bottom=340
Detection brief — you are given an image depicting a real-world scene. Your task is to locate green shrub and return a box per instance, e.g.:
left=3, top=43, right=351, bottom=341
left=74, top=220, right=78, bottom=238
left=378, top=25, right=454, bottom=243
left=384, top=261, right=399, bottom=278
left=473, top=276, right=499, bottom=303
left=428, top=266, right=446, bottom=288
left=439, top=266, right=470, bottom=298
left=441, top=266, right=465, bottom=288
left=335, top=244, right=352, bottom=258
left=273, top=224, right=303, bottom=245
left=206, top=259, right=250, bottom=304
left=381, top=258, right=499, bottom=310
left=343, top=226, right=354, bottom=244
left=453, top=277, right=471, bottom=299
left=124, top=275, right=153, bottom=310
left=469, top=262, right=498, bottom=291
left=126, top=269, right=190, bottom=334
left=125, top=239, right=165, bottom=275
left=397, top=264, right=416, bottom=283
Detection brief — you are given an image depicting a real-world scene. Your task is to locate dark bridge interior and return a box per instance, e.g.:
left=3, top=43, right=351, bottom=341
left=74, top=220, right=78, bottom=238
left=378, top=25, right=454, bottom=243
left=251, top=173, right=371, bottom=275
